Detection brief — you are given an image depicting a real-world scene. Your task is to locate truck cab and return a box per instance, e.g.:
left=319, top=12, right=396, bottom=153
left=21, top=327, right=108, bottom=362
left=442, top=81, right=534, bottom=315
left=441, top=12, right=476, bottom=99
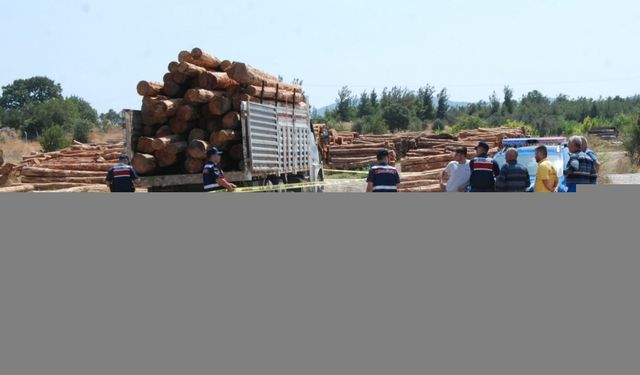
left=493, top=137, right=570, bottom=192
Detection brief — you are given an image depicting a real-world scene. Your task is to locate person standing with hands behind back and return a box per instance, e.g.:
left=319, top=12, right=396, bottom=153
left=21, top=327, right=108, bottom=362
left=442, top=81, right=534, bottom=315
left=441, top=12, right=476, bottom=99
left=534, top=145, right=559, bottom=193
left=203, top=148, right=237, bottom=192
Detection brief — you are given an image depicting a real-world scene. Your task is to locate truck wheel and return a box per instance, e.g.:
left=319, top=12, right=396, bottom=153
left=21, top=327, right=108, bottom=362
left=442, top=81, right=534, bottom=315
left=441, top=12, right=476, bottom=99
left=287, top=176, right=307, bottom=192
left=263, top=177, right=286, bottom=193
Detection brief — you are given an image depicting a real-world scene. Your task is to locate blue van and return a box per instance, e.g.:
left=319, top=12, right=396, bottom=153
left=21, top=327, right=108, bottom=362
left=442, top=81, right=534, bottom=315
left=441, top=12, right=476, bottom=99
left=493, top=138, right=570, bottom=192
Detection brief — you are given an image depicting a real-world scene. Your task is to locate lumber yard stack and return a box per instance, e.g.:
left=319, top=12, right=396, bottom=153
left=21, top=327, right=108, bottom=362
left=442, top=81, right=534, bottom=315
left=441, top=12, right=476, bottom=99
left=6, top=142, right=125, bottom=190
left=133, top=48, right=306, bottom=176
left=401, top=127, right=529, bottom=173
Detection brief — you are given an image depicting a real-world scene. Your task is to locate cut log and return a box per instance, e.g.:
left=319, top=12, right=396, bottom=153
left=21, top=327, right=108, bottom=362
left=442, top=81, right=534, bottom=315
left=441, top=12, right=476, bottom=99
left=137, top=137, right=156, bottom=154
left=176, top=104, right=201, bottom=121
left=0, top=184, right=35, bottom=193
left=190, top=48, right=221, bottom=70
left=187, top=140, right=210, bottom=160
left=222, top=112, right=241, bottom=130
left=185, top=89, right=217, bottom=103
left=132, top=154, right=158, bottom=175
left=164, top=71, right=191, bottom=86
left=177, top=61, right=207, bottom=77
left=200, top=104, right=216, bottom=119
left=143, top=125, right=158, bottom=137
left=245, top=85, right=305, bottom=103
left=229, top=144, right=244, bottom=161
left=164, top=141, right=188, bottom=156
left=219, top=60, right=233, bottom=71
left=210, top=130, right=241, bottom=148
left=198, top=71, right=239, bottom=90
left=137, top=81, right=164, bottom=97
left=208, top=95, right=232, bottom=115
left=152, top=135, right=186, bottom=151
left=169, top=117, right=196, bottom=135
left=155, top=125, right=173, bottom=138
left=155, top=148, right=183, bottom=168
left=142, top=110, right=168, bottom=127
left=161, top=81, right=186, bottom=98
left=178, top=50, right=196, bottom=64
left=185, top=157, right=205, bottom=174
left=49, top=185, right=110, bottom=193
left=153, top=99, right=184, bottom=116
left=227, top=62, right=301, bottom=92
left=21, top=177, right=106, bottom=184
left=21, top=167, right=106, bottom=178
left=37, top=163, right=114, bottom=172
left=188, top=128, right=209, bottom=143
left=168, top=61, right=180, bottom=73
left=199, top=118, right=221, bottom=134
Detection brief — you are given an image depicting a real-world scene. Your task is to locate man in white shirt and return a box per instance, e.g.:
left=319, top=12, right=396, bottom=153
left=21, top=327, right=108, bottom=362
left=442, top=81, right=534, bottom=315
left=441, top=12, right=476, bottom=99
left=440, top=147, right=471, bottom=192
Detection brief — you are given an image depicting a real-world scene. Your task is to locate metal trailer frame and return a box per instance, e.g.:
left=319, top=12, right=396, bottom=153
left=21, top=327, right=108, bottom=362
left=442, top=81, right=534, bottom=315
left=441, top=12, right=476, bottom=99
left=122, top=100, right=323, bottom=191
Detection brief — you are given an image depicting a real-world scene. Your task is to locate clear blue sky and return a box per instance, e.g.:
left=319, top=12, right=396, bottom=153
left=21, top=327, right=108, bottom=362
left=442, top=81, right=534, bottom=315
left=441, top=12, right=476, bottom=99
left=2, top=0, right=639, bottom=113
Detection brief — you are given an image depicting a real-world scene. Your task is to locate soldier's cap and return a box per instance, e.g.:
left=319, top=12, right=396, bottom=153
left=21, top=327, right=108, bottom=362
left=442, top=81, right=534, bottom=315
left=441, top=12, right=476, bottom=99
left=475, top=142, right=490, bottom=151
left=377, top=149, right=390, bottom=159
left=207, top=147, right=223, bottom=157
left=119, top=153, right=129, bottom=161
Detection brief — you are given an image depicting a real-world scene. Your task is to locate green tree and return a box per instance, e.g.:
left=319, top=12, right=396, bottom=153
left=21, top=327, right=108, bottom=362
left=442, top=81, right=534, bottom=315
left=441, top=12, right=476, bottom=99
left=370, top=90, right=379, bottom=109
left=67, top=96, right=98, bottom=123
left=353, top=114, right=389, bottom=135
left=357, top=91, right=374, bottom=117
left=21, top=98, right=80, bottom=138
left=72, top=119, right=94, bottom=143
left=335, top=86, right=354, bottom=122
left=433, top=119, right=445, bottom=132
left=503, top=86, right=515, bottom=114
left=0, top=76, right=62, bottom=110
left=417, top=85, right=435, bottom=121
left=623, top=116, right=640, bottom=162
left=382, top=103, right=411, bottom=132
left=490, top=91, right=501, bottom=115
left=39, top=125, right=71, bottom=152
left=436, top=88, right=449, bottom=120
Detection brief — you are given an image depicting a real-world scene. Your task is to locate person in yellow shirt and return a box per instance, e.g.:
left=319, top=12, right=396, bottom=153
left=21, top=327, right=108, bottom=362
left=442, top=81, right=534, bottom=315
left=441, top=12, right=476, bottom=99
left=534, top=145, right=559, bottom=193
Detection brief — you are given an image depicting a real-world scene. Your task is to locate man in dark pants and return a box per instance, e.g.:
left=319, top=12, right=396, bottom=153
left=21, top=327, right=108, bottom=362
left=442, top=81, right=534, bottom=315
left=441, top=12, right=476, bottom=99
left=203, top=148, right=237, bottom=192
left=564, top=136, right=595, bottom=193
left=496, top=148, right=531, bottom=192
left=366, top=150, right=400, bottom=192
left=105, top=154, right=139, bottom=193
left=468, top=142, right=500, bottom=192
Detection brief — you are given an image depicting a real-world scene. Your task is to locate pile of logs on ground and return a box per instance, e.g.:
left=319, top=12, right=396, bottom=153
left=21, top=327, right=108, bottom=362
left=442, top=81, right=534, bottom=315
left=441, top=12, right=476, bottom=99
left=401, top=127, right=528, bottom=173
left=323, top=127, right=527, bottom=173
left=11, top=142, right=125, bottom=188
left=133, top=48, right=305, bottom=176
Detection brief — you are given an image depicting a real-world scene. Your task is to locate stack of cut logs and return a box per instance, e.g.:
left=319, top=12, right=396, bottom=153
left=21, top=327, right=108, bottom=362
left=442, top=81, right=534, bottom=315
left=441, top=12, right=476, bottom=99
left=133, top=48, right=305, bottom=176
left=398, top=127, right=529, bottom=192
left=13, top=142, right=124, bottom=188
left=401, top=127, right=528, bottom=173
left=324, top=128, right=526, bottom=173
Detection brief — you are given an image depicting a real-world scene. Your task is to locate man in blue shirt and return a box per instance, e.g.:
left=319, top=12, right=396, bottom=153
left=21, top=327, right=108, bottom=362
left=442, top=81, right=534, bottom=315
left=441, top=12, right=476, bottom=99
left=366, top=150, right=400, bottom=193
left=469, top=142, right=501, bottom=192
left=564, top=136, right=596, bottom=192
left=203, top=148, right=237, bottom=192
left=105, top=154, right=139, bottom=193
left=495, top=148, right=531, bottom=192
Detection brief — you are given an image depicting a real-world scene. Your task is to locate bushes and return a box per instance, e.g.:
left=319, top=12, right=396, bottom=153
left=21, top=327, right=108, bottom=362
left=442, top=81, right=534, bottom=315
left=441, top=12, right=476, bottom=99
left=72, top=119, right=94, bottom=143
left=623, top=117, right=640, bottom=163
left=353, top=115, right=389, bottom=135
left=433, top=119, right=446, bottom=132
left=39, top=125, right=71, bottom=152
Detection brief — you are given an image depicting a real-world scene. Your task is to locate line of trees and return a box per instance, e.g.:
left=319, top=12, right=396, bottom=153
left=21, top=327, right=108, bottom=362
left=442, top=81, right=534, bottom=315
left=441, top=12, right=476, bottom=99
left=0, top=77, right=121, bottom=151
left=315, top=85, right=640, bottom=139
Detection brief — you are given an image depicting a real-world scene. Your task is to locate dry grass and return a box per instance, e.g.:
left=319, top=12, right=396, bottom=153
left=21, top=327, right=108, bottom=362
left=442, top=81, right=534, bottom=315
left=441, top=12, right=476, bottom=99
left=0, top=138, right=42, bottom=164
left=90, top=127, right=124, bottom=144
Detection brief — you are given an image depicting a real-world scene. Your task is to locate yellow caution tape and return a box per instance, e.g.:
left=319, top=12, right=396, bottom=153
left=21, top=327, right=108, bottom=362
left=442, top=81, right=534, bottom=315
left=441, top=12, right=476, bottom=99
left=211, top=179, right=362, bottom=193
